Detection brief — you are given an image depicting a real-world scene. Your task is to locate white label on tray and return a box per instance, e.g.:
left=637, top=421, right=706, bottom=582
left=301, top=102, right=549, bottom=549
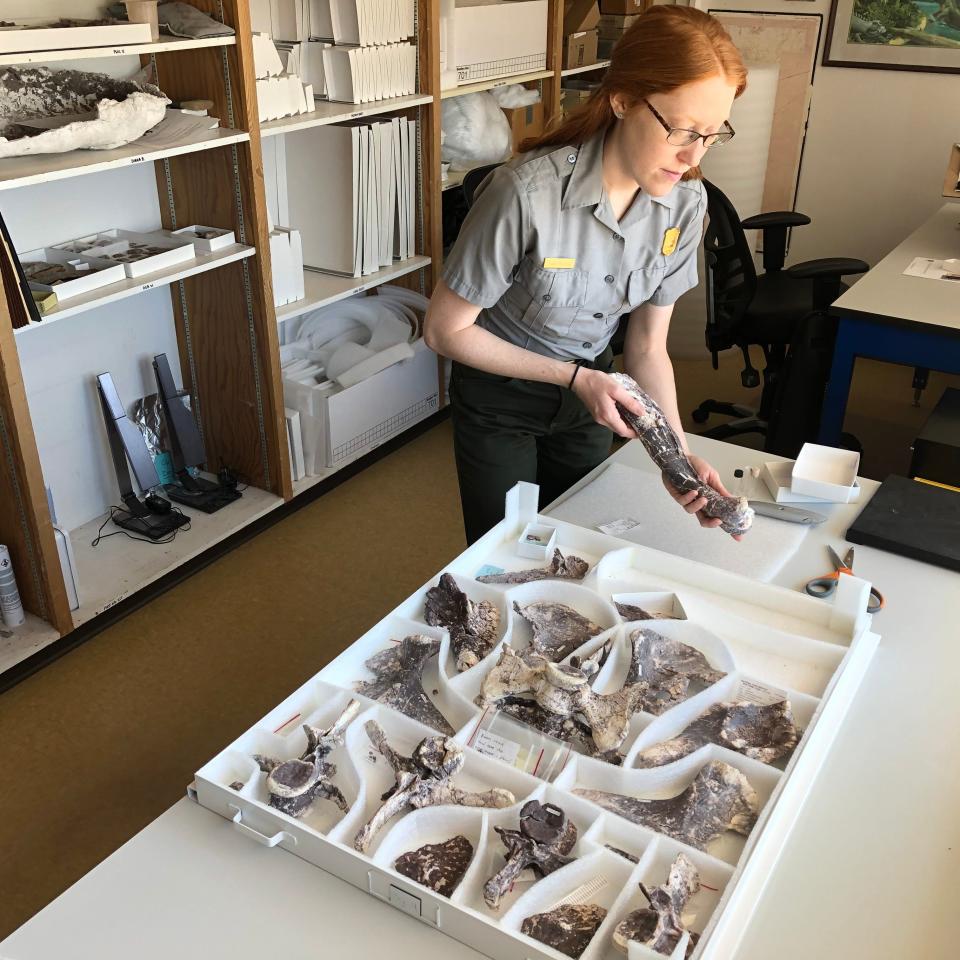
left=598, top=517, right=641, bottom=537
left=549, top=875, right=608, bottom=911
left=473, top=729, right=521, bottom=766
left=737, top=678, right=788, bottom=706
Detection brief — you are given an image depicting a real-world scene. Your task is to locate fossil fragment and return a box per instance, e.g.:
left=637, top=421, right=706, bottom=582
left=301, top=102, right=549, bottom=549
left=484, top=801, right=578, bottom=909
left=615, top=601, right=680, bottom=622
left=613, top=854, right=701, bottom=958
left=514, top=600, right=604, bottom=662
left=574, top=760, right=759, bottom=850
left=425, top=573, right=500, bottom=671
left=521, top=903, right=607, bottom=958
left=254, top=700, right=360, bottom=818
left=634, top=700, right=800, bottom=768
left=394, top=835, right=474, bottom=897
left=479, top=646, right=645, bottom=754
left=605, top=845, right=639, bottom=863
left=628, top=628, right=726, bottom=715
left=476, top=549, right=589, bottom=585
left=354, top=721, right=515, bottom=853
left=355, top=634, right=454, bottom=735
left=612, top=373, right=753, bottom=536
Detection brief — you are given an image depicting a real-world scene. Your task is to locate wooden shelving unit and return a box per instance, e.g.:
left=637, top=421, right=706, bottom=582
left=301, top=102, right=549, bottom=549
left=0, top=0, right=572, bottom=681
left=561, top=59, right=610, bottom=77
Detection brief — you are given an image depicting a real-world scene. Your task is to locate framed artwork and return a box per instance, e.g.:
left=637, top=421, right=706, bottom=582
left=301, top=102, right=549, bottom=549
left=823, top=0, right=960, bottom=73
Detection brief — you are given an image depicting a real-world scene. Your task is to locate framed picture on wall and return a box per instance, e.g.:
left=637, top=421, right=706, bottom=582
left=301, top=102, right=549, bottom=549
left=823, top=0, right=960, bottom=73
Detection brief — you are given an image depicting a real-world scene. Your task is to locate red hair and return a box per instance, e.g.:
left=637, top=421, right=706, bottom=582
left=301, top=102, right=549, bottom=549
left=522, top=6, right=747, bottom=181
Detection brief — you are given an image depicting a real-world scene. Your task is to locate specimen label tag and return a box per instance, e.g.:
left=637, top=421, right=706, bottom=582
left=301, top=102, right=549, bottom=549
left=597, top=517, right=641, bottom=537
left=474, top=729, right=522, bottom=767
left=475, top=564, right=505, bottom=578
left=662, top=227, right=681, bottom=256
left=543, top=258, right=576, bottom=269
left=737, top=678, right=788, bottom=706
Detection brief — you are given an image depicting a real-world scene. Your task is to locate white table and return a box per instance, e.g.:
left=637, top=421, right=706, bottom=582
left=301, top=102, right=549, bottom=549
left=4, top=437, right=959, bottom=960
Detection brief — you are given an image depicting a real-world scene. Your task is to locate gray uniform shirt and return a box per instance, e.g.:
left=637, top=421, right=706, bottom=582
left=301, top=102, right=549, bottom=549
left=442, top=130, right=706, bottom=362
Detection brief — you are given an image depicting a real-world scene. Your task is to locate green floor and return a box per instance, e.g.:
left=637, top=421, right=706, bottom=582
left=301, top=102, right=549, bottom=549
left=1, top=353, right=956, bottom=939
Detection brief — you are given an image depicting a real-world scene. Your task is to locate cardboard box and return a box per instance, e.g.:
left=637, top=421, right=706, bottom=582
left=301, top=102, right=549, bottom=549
left=599, top=0, right=646, bottom=13
left=563, top=0, right=600, bottom=34
left=453, top=0, right=548, bottom=85
left=560, top=85, right=595, bottom=113
left=501, top=101, right=545, bottom=153
left=562, top=28, right=599, bottom=69
left=598, top=12, right=639, bottom=39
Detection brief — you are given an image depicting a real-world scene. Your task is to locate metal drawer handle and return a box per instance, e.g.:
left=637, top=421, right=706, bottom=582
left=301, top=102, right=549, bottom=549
left=229, top=805, right=297, bottom=848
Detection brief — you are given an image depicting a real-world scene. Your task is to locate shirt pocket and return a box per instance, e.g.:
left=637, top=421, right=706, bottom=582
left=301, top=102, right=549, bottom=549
left=513, top=261, right=589, bottom=339
left=624, top=264, right=668, bottom=311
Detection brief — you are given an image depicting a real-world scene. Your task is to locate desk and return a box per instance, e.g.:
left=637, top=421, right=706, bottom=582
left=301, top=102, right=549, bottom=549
left=3, top=437, right=959, bottom=960
left=819, top=202, right=960, bottom=446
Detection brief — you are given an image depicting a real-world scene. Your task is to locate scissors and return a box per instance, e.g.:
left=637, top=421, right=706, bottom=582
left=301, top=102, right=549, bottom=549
left=805, top=546, right=884, bottom=613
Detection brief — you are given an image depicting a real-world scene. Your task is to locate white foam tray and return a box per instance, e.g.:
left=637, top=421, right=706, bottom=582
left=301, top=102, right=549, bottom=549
left=195, top=482, right=879, bottom=960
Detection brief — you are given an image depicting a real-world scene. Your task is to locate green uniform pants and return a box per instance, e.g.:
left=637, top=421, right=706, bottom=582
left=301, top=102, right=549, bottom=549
left=450, top=348, right=614, bottom=544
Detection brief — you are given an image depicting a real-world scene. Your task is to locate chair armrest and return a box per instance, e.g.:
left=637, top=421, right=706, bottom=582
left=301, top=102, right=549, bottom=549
left=786, top=257, right=869, bottom=280
left=741, top=211, right=811, bottom=230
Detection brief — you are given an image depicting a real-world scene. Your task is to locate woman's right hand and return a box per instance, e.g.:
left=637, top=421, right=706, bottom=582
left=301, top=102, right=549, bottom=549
left=572, top=368, right=645, bottom=439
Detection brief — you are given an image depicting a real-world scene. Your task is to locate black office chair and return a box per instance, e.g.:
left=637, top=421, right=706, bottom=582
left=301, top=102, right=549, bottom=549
left=462, top=162, right=505, bottom=209
left=693, top=179, right=869, bottom=447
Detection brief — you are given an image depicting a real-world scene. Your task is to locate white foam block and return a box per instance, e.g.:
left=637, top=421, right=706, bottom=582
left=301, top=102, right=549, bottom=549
left=548, top=462, right=808, bottom=583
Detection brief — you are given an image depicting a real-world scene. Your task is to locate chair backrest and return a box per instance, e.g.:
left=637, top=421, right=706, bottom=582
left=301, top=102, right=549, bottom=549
left=463, top=162, right=505, bottom=209
left=702, top=179, right=758, bottom=353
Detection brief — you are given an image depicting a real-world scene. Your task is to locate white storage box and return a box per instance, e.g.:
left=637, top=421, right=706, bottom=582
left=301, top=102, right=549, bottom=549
left=760, top=459, right=825, bottom=504
left=284, top=337, right=439, bottom=472
left=196, top=481, right=879, bottom=960
left=19, top=247, right=126, bottom=302
left=791, top=443, right=861, bottom=503
left=171, top=225, right=236, bottom=253
left=453, top=0, right=548, bottom=84
left=54, top=230, right=195, bottom=279
left=0, top=20, right=152, bottom=53
left=517, top=522, right=557, bottom=560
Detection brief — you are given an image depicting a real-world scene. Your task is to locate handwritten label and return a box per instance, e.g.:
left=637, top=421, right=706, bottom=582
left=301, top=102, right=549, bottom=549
left=473, top=729, right=521, bottom=767
left=129, top=156, right=146, bottom=164
left=598, top=517, right=641, bottom=537
left=737, top=678, right=787, bottom=706
left=97, top=592, right=128, bottom=615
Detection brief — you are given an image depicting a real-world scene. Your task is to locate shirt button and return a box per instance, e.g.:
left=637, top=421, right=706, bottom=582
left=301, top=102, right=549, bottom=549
left=593, top=312, right=603, bottom=319
left=583, top=342, right=592, bottom=349
left=567, top=153, right=577, bottom=163
left=604, top=275, right=615, bottom=284
left=543, top=294, right=551, bottom=302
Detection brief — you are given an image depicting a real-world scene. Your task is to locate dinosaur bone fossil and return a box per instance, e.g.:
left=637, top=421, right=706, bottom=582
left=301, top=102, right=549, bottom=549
left=612, top=373, right=753, bottom=536
left=627, top=628, right=726, bottom=715
left=613, top=854, right=701, bottom=958
left=521, top=903, right=607, bottom=958
left=476, top=549, right=589, bottom=585
left=483, top=800, right=578, bottom=909
left=424, top=573, right=500, bottom=671
left=478, top=646, right=645, bottom=753
left=634, top=700, right=800, bottom=768
left=514, top=601, right=604, bottom=662
left=574, top=760, right=759, bottom=850
left=354, top=721, right=515, bottom=853
left=394, top=835, right=474, bottom=897
left=615, top=601, right=680, bottom=622
left=355, top=634, right=454, bottom=735
left=253, top=700, right=360, bottom=818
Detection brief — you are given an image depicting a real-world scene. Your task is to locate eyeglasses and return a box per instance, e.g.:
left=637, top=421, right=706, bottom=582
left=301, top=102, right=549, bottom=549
left=644, top=100, right=735, bottom=148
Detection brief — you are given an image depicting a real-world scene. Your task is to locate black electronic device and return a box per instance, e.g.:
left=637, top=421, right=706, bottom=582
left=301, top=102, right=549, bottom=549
left=96, top=373, right=190, bottom=540
left=143, top=491, right=173, bottom=515
left=152, top=353, right=242, bottom=514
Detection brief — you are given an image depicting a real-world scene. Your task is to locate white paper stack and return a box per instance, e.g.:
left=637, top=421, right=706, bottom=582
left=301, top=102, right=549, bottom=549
left=253, top=31, right=318, bottom=122
left=250, top=0, right=310, bottom=40
left=270, top=227, right=306, bottom=305
left=285, top=118, right=417, bottom=277
left=322, top=42, right=417, bottom=103
left=329, top=0, right=415, bottom=45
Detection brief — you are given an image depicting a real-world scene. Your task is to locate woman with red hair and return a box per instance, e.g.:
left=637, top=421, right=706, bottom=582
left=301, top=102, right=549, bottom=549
left=425, top=7, right=748, bottom=544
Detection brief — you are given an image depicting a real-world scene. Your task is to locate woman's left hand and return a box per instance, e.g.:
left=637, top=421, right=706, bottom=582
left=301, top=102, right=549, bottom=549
left=661, top=454, right=742, bottom=539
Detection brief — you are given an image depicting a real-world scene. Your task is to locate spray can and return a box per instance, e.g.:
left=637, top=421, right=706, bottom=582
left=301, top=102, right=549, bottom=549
left=0, top=544, right=25, bottom=628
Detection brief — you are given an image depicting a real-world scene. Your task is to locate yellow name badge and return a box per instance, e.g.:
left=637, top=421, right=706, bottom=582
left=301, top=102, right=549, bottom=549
left=662, top=227, right=681, bottom=256
left=543, top=257, right=576, bottom=269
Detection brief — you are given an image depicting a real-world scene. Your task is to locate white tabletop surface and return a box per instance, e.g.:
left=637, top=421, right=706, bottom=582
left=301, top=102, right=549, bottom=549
left=832, top=202, right=960, bottom=329
left=3, top=436, right=958, bottom=960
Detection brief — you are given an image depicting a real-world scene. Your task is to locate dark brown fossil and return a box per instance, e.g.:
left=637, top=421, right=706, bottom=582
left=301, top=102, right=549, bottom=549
left=615, top=601, right=680, bottom=622
left=514, top=600, right=604, bottom=662
left=483, top=800, right=578, bottom=909
left=612, top=373, right=753, bottom=536
left=355, top=634, right=454, bottom=735
left=424, top=573, right=500, bottom=671
left=394, top=835, right=474, bottom=897
left=476, top=549, right=589, bottom=585
left=574, top=760, right=759, bottom=850
left=521, top=903, right=607, bottom=958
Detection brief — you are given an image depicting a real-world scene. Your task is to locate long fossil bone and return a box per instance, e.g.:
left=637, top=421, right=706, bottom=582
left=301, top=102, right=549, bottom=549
left=483, top=800, right=578, bottom=909
left=253, top=699, right=360, bottom=818
left=354, top=721, right=515, bottom=853
left=476, top=549, right=589, bottom=585
left=611, top=373, right=753, bottom=536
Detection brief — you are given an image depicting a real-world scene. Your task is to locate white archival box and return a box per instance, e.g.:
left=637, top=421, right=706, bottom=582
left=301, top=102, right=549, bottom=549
left=195, top=481, right=880, bottom=960
left=453, top=0, right=548, bottom=84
